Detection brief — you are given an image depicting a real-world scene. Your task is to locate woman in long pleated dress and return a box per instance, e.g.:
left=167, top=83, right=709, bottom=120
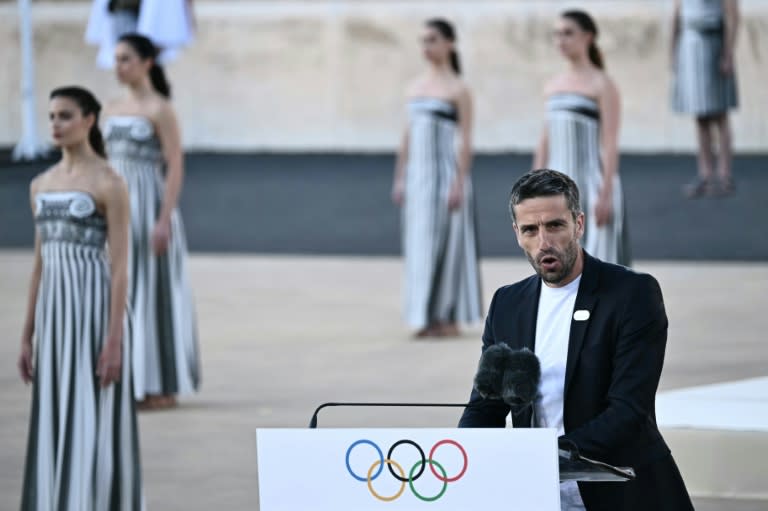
left=104, top=33, right=200, bottom=409
left=392, top=19, right=483, bottom=337
left=671, top=0, right=739, bottom=197
left=18, top=86, right=143, bottom=510
left=533, top=10, right=631, bottom=267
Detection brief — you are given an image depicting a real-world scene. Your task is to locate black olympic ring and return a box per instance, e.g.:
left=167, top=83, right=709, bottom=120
left=387, top=439, right=426, bottom=482
left=346, top=438, right=469, bottom=502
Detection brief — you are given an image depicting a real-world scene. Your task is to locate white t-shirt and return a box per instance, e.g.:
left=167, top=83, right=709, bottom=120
left=534, top=275, right=586, bottom=511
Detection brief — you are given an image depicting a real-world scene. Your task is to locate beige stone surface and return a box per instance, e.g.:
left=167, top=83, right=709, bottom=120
left=1, top=1, right=767, bottom=152
left=662, top=428, right=768, bottom=500
left=1, top=251, right=767, bottom=509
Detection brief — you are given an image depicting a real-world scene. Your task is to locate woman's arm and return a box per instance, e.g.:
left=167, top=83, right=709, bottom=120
left=670, top=0, right=681, bottom=69
left=535, top=80, right=554, bottom=169
left=533, top=121, right=549, bottom=169
left=186, top=0, right=197, bottom=32
left=152, top=102, right=184, bottom=254
left=595, top=76, right=621, bottom=226
left=98, top=174, right=131, bottom=387
left=18, top=180, right=43, bottom=383
left=449, top=85, right=474, bottom=210
left=721, top=0, right=740, bottom=73
left=392, top=121, right=409, bottom=206
left=455, top=86, right=474, bottom=182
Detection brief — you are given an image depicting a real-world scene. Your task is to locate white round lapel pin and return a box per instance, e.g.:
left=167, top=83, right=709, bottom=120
left=573, top=310, right=590, bottom=321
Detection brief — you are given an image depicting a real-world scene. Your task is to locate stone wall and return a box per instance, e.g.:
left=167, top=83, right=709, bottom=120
left=1, top=1, right=766, bottom=152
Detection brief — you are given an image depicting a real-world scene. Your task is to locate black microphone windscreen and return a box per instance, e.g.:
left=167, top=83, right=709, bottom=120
left=501, top=348, right=541, bottom=407
left=473, top=344, right=514, bottom=399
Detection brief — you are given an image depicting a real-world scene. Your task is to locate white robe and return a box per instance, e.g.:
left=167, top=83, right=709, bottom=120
left=85, top=0, right=194, bottom=68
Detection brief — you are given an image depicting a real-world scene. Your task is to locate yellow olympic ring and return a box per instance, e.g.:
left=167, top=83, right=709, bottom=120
left=366, top=459, right=406, bottom=502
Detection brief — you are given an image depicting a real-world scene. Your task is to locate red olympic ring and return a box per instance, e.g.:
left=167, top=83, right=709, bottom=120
left=347, top=438, right=469, bottom=502
left=428, top=439, right=468, bottom=482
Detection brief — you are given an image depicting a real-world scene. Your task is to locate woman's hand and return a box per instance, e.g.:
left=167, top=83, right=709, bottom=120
left=96, top=337, right=122, bottom=388
left=720, top=50, right=734, bottom=75
left=152, top=218, right=171, bottom=256
left=594, top=189, right=613, bottom=227
left=448, top=179, right=464, bottom=211
left=18, top=339, right=34, bottom=384
left=391, top=179, right=405, bottom=207
left=669, top=46, right=677, bottom=72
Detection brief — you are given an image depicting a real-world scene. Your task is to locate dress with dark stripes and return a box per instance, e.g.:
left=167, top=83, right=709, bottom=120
left=22, top=191, right=143, bottom=511
left=402, top=98, right=483, bottom=329
left=546, top=93, right=631, bottom=266
left=104, top=115, right=200, bottom=400
left=672, top=0, right=738, bottom=116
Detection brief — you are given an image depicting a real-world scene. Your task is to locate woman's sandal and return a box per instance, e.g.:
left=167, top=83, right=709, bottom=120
left=159, top=395, right=177, bottom=408
left=717, top=176, right=735, bottom=196
left=438, top=323, right=461, bottom=337
left=415, top=326, right=439, bottom=338
left=682, top=177, right=713, bottom=199
left=136, top=395, right=177, bottom=411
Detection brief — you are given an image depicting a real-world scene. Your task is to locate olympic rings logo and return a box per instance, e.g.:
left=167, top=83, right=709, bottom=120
left=345, top=439, right=468, bottom=502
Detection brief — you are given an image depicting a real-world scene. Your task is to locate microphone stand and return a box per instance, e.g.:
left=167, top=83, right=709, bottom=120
left=308, top=402, right=470, bottom=428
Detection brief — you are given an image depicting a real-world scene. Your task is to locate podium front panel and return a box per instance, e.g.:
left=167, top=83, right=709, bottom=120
left=256, top=428, right=560, bottom=510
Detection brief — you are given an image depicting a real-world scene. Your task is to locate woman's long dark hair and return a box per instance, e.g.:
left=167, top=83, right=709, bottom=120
left=50, top=86, right=106, bottom=158
left=118, top=33, right=172, bottom=98
left=426, top=18, right=461, bottom=75
left=562, top=10, right=604, bottom=69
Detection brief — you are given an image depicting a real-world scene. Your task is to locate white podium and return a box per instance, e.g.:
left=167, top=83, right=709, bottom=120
left=256, top=428, right=561, bottom=510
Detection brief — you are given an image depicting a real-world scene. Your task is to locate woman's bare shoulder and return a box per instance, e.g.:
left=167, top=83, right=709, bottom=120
left=450, top=77, right=471, bottom=98
left=542, top=73, right=568, bottom=96
left=593, top=70, right=619, bottom=99
left=405, top=75, right=427, bottom=99
left=94, top=163, right=128, bottom=208
left=29, top=165, right=59, bottom=195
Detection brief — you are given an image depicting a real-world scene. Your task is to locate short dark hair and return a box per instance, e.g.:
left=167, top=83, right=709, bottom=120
left=508, top=169, right=581, bottom=222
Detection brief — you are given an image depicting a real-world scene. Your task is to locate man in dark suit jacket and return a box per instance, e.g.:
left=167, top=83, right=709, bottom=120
left=459, top=169, right=694, bottom=511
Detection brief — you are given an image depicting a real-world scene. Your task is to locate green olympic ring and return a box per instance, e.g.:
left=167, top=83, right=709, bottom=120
left=408, top=459, right=448, bottom=502
left=347, top=438, right=467, bottom=502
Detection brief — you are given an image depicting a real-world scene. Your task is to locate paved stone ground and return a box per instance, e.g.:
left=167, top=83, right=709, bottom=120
left=2, top=153, right=767, bottom=260
left=1, top=253, right=766, bottom=510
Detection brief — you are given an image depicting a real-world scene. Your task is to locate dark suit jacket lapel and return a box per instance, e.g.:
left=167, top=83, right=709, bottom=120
left=510, top=276, right=540, bottom=428
left=518, top=276, right=541, bottom=352
left=564, top=252, right=601, bottom=396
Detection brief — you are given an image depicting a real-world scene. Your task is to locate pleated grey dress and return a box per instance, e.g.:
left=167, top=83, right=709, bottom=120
left=672, top=0, right=738, bottom=116
left=104, top=116, right=200, bottom=400
left=546, top=93, right=631, bottom=266
left=402, top=98, right=483, bottom=329
left=22, top=191, right=143, bottom=511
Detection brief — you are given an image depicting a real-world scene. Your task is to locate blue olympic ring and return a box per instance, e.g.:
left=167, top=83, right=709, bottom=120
left=345, top=439, right=384, bottom=482
left=345, top=438, right=468, bottom=502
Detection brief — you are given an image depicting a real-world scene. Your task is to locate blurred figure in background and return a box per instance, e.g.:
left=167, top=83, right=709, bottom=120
left=86, top=0, right=195, bottom=69
left=392, top=18, right=482, bottom=338
left=671, top=0, right=739, bottom=198
left=104, top=34, right=200, bottom=410
left=19, top=86, right=143, bottom=510
left=534, top=10, right=631, bottom=267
